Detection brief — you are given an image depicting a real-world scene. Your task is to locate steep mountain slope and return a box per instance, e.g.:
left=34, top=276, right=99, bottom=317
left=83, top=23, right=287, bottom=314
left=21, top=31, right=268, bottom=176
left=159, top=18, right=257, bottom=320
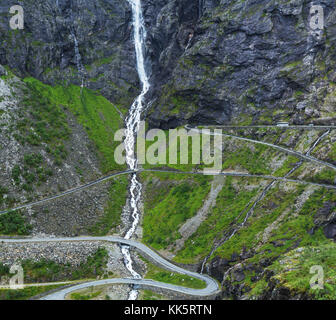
left=1, top=0, right=336, bottom=127
left=140, top=126, right=336, bottom=300
left=0, top=67, right=127, bottom=236
left=0, top=0, right=139, bottom=108
left=0, top=0, right=336, bottom=300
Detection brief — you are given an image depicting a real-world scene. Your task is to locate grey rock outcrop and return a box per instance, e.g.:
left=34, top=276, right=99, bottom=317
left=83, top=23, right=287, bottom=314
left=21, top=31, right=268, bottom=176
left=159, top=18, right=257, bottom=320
left=0, top=0, right=139, bottom=107
left=144, top=0, right=336, bottom=128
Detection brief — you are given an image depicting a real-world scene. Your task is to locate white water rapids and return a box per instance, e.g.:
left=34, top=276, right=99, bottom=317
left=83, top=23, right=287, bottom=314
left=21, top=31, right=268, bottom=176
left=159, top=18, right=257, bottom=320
left=122, top=0, right=150, bottom=300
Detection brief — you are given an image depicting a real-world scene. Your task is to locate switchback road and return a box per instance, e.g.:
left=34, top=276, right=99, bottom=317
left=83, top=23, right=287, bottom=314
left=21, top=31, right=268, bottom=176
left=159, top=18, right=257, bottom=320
left=0, top=236, right=220, bottom=300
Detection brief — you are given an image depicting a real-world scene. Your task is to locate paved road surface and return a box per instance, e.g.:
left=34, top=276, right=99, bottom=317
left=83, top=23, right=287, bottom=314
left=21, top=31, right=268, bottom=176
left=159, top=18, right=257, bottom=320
left=186, top=125, right=336, bottom=171
left=196, top=125, right=336, bottom=130
left=2, top=169, right=336, bottom=216
left=0, top=237, right=220, bottom=300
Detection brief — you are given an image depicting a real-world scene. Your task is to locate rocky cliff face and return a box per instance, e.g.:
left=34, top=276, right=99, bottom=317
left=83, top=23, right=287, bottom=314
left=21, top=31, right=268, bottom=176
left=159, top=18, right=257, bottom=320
left=144, top=0, right=336, bottom=128
left=0, top=0, right=139, bottom=107
left=1, top=0, right=335, bottom=127
left=1, top=0, right=336, bottom=300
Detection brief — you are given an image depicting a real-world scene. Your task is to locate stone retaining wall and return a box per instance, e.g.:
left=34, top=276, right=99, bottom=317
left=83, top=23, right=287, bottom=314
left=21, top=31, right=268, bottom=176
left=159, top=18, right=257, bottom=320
left=0, top=241, right=104, bottom=266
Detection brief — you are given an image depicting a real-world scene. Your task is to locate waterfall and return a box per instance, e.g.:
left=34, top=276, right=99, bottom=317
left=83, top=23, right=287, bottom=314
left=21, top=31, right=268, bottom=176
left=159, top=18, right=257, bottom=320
left=69, top=0, right=85, bottom=88
left=122, top=0, right=150, bottom=300
left=71, top=30, right=85, bottom=88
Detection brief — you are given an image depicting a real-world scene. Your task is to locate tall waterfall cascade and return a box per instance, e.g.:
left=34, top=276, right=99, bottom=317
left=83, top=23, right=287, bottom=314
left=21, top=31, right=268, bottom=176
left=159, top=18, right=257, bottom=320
left=122, top=0, right=150, bottom=300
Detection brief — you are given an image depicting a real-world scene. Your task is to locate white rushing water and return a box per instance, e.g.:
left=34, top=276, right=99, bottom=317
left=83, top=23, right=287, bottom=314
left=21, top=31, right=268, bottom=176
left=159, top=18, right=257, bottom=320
left=122, top=0, right=150, bottom=300
left=71, top=30, right=85, bottom=88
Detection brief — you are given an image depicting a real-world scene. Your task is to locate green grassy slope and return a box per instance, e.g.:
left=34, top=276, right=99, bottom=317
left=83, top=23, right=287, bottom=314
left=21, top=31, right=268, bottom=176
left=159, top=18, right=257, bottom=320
left=140, top=127, right=336, bottom=299
left=141, top=172, right=211, bottom=250
left=24, top=77, right=126, bottom=174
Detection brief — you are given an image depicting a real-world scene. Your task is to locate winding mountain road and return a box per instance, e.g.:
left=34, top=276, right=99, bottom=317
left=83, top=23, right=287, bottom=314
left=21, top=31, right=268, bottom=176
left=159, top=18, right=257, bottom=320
left=1, top=168, right=336, bottom=216
left=1, top=126, right=334, bottom=216
left=195, top=125, right=336, bottom=130
left=185, top=125, right=336, bottom=171
left=0, top=236, right=220, bottom=300
left=1, top=127, right=334, bottom=300
left=0, top=170, right=134, bottom=215
left=1, top=169, right=336, bottom=216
